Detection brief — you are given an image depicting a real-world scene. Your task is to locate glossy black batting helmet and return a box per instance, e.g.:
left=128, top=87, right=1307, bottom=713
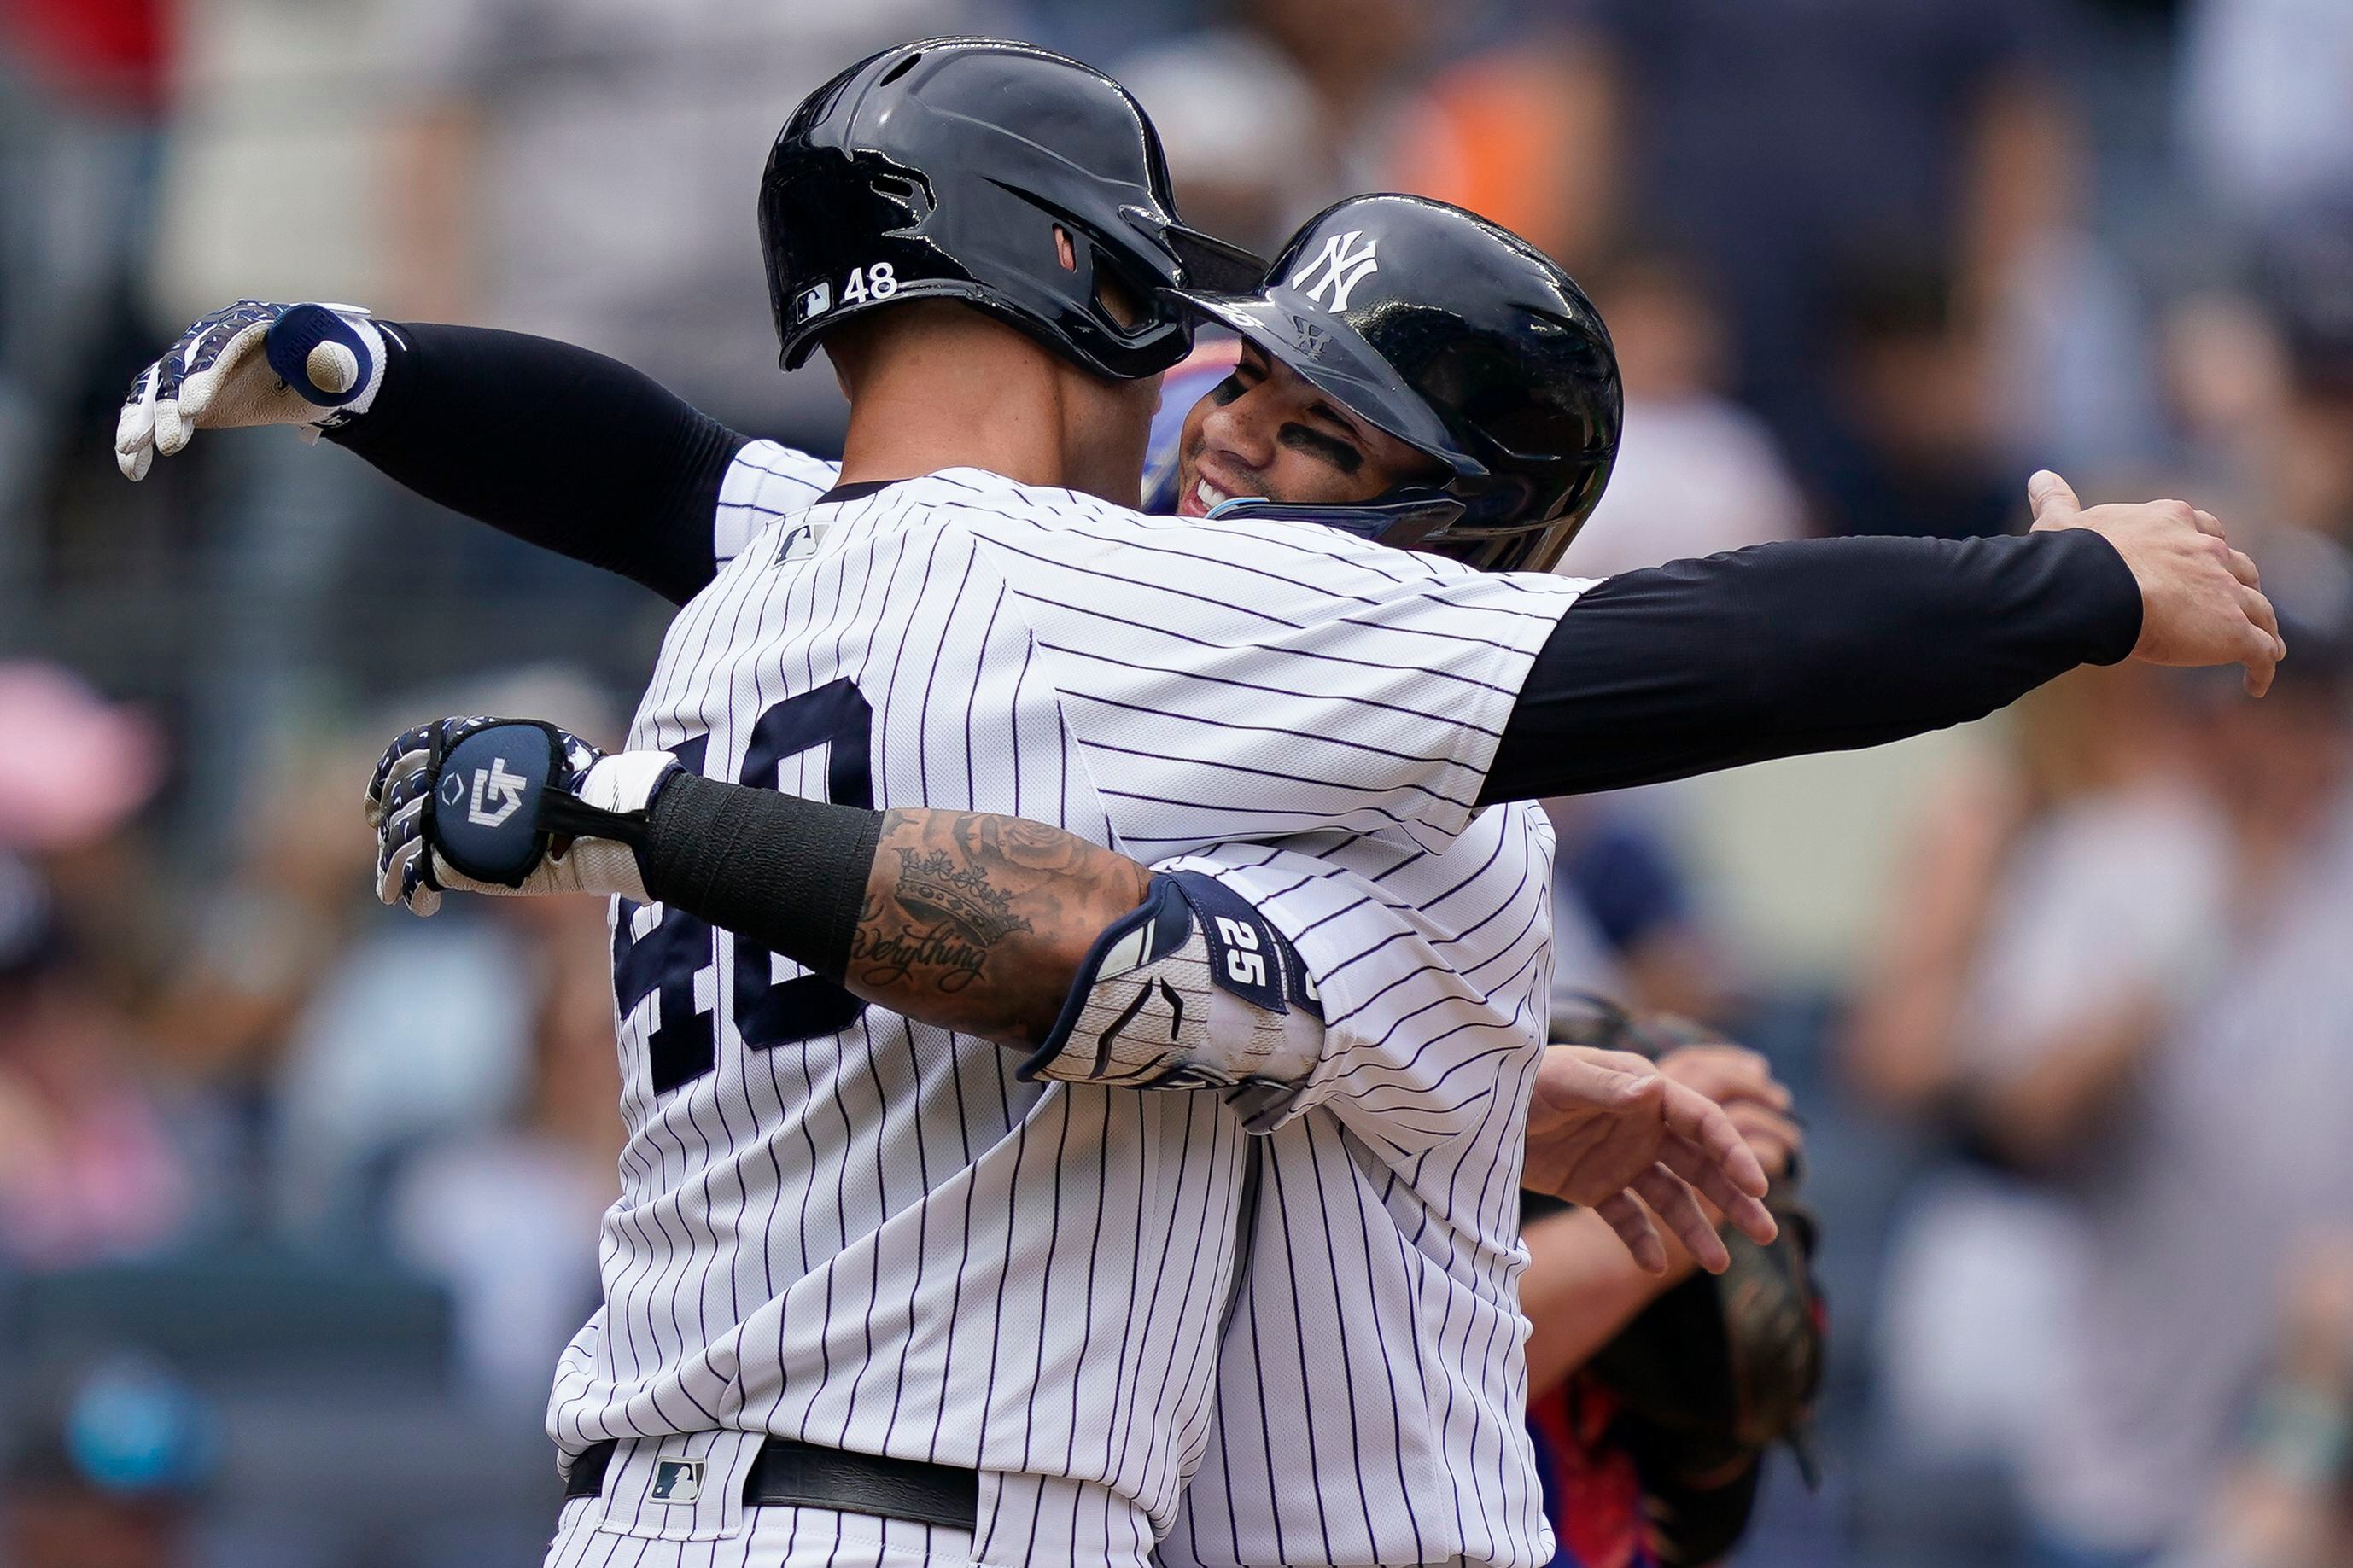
left=1175, top=194, right=1621, bottom=573
left=760, top=38, right=1265, bottom=382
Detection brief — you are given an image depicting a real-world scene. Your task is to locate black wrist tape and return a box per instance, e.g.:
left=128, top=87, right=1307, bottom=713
left=637, top=772, right=884, bottom=982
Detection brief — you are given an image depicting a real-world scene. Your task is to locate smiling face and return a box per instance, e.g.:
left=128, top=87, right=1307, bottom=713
left=1173, top=340, right=1442, bottom=517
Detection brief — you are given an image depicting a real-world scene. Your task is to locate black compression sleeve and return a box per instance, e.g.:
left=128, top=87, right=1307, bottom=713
left=328, top=322, right=747, bottom=604
left=636, top=772, right=882, bottom=982
left=1480, top=529, right=2143, bottom=805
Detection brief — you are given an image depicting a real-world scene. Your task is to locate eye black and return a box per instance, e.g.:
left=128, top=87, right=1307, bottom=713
left=1208, top=374, right=1247, bottom=406
left=1280, top=424, right=1363, bottom=475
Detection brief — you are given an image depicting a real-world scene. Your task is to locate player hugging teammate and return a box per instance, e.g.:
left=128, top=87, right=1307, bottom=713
left=119, top=35, right=2279, bottom=1568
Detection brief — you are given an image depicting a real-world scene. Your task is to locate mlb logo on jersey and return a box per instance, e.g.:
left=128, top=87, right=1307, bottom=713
left=651, top=1459, right=703, bottom=1504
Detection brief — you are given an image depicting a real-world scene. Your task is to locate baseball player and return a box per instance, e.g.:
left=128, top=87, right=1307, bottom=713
left=117, top=40, right=2280, bottom=1568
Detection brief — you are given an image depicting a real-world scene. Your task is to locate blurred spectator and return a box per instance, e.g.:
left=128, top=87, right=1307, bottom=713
left=1852, top=572, right=2353, bottom=1564
left=1118, top=0, right=1447, bottom=255
left=1557, top=0, right=2103, bottom=510
left=1383, top=22, right=1616, bottom=268
left=1853, top=660, right=2207, bottom=1484
left=1116, top=30, right=1319, bottom=253
left=264, top=667, right=613, bottom=1241
left=2157, top=1241, right=2353, bottom=1568
left=0, top=0, right=172, bottom=602
left=0, top=663, right=192, bottom=1269
left=0, top=1357, right=213, bottom=1568
left=1545, top=796, right=1731, bottom=1028
left=1825, top=259, right=2015, bottom=540
left=378, top=0, right=974, bottom=447
left=388, top=893, right=620, bottom=1404
left=2176, top=0, right=2353, bottom=234
left=1555, top=248, right=1805, bottom=578
left=2253, top=197, right=2353, bottom=544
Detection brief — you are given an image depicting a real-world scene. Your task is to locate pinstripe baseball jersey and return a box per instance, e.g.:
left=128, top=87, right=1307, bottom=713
left=1155, top=807, right=1561, bottom=1568
left=549, top=442, right=1587, bottom=1565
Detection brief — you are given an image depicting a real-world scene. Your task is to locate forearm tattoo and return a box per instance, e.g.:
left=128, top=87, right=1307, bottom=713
left=845, top=809, right=1153, bottom=1046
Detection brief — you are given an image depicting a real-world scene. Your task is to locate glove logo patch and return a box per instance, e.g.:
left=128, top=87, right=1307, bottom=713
left=467, top=757, right=528, bottom=828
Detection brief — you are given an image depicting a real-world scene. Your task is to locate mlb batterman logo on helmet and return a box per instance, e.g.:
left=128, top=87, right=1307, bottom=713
left=1172, top=193, right=1622, bottom=574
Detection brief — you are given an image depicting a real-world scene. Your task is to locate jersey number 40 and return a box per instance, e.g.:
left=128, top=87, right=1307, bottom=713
left=611, top=679, right=873, bottom=1094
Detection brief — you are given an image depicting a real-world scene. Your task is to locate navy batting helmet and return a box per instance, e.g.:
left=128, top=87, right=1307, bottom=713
left=760, top=38, right=1265, bottom=382
left=1173, top=194, right=1621, bottom=573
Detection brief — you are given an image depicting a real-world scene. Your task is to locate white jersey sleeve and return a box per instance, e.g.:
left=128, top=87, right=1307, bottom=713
left=1153, top=801, right=1557, bottom=1161
left=712, top=439, right=841, bottom=566
left=944, top=479, right=1590, bottom=859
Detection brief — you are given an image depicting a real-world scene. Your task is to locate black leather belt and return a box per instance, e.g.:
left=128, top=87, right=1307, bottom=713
left=563, top=1437, right=978, bottom=1532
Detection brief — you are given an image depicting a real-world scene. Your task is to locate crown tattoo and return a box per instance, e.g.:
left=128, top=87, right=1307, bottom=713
left=892, top=848, right=1034, bottom=943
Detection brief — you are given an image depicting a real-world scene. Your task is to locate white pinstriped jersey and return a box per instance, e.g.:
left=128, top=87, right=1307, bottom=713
left=550, top=444, right=1585, bottom=1565
left=1157, top=813, right=1561, bottom=1568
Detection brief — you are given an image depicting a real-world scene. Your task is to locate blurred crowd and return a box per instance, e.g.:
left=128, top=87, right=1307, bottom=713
left=4, top=0, right=2353, bottom=1564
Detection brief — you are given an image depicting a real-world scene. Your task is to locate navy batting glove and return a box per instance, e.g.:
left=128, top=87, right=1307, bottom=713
left=365, top=716, right=679, bottom=916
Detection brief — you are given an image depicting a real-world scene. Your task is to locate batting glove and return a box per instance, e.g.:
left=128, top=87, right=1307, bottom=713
left=365, top=716, right=680, bottom=916
left=116, top=300, right=387, bottom=481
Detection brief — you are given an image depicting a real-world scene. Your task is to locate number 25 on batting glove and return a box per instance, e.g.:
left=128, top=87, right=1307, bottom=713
left=365, top=717, right=679, bottom=916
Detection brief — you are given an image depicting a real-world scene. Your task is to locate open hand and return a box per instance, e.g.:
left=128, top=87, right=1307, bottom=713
left=1656, top=1042, right=1802, bottom=1183
left=1522, top=1044, right=1778, bottom=1276
left=2028, top=470, right=2282, bottom=697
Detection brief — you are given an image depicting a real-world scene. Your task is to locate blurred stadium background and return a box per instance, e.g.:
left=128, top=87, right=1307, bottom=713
left=3, top=0, right=2353, bottom=1564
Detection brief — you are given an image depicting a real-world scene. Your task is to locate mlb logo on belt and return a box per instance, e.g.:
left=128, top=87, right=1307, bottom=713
left=651, top=1459, right=704, bottom=1504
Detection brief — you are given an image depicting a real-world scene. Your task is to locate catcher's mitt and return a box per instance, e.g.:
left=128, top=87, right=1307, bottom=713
left=1551, top=996, right=1828, bottom=1565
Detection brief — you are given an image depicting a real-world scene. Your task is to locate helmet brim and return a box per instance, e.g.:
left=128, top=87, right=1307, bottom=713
left=1167, top=284, right=1486, bottom=477
left=1162, top=225, right=1268, bottom=294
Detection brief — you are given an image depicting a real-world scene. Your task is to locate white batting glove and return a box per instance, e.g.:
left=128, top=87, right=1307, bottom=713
left=116, top=300, right=387, bottom=481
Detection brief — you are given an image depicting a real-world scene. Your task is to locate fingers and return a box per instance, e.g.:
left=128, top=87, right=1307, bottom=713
left=2244, top=584, right=2283, bottom=653
left=2231, top=580, right=2284, bottom=697
left=175, top=319, right=271, bottom=423
left=1592, top=1191, right=1667, bottom=1276
left=366, top=723, right=441, bottom=825
left=2244, top=630, right=2280, bottom=697
left=115, top=365, right=160, bottom=481
left=374, top=767, right=439, bottom=913
left=1533, top=1044, right=1662, bottom=1117
left=1634, top=1164, right=1732, bottom=1274
left=1657, top=1079, right=1770, bottom=1199
left=2026, top=469, right=2081, bottom=528
left=1725, top=1102, right=1804, bottom=1176
left=1657, top=1133, right=1780, bottom=1247
left=152, top=373, right=193, bottom=458
left=1658, top=1044, right=1789, bottom=1112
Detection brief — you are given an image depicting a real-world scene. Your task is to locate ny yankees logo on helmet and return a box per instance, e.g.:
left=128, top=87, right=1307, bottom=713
left=1290, top=230, right=1380, bottom=312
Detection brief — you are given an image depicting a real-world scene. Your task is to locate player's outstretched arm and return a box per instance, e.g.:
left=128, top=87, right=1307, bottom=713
left=1479, top=479, right=2281, bottom=804
left=116, top=304, right=747, bottom=605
